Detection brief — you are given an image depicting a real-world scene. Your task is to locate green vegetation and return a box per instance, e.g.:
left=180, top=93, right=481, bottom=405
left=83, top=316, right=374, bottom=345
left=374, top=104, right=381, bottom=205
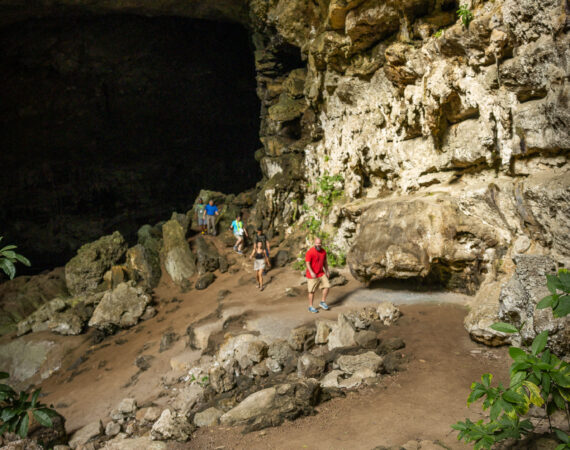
left=316, top=172, right=344, bottom=215
left=0, top=237, right=30, bottom=280
left=434, top=29, right=444, bottom=38
left=0, top=372, right=59, bottom=438
left=457, top=4, right=474, bottom=28
left=452, top=269, right=570, bottom=449
left=326, top=247, right=346, bottom=268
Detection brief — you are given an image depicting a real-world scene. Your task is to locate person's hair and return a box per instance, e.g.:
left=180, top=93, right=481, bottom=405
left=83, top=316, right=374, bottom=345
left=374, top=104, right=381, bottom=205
left=256, top=226, right=262, bottom=232
left=198, top=198, right=202, bottom=203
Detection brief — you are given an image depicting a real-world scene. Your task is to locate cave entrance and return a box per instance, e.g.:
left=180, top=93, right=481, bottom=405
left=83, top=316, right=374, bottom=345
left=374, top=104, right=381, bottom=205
left=0, top=15, right=261, bottom=273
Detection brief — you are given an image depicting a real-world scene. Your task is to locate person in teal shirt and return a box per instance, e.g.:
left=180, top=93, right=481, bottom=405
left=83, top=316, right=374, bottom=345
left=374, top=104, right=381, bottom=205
left=230, top=214, right=248, bottom=254
left=194, top=198, right=207, bottom=235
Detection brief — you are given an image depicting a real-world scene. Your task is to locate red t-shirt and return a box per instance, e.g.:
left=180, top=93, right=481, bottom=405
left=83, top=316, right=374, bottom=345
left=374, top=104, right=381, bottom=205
left=305, top=246, right=327, bottom=279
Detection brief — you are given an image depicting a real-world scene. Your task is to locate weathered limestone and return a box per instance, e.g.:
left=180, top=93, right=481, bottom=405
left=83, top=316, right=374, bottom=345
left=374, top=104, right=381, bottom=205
left=162, top=219, right=196, bottom=286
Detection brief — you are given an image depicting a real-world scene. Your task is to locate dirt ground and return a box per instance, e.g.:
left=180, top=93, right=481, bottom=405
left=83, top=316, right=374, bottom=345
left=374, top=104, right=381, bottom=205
left=32, top=235, right=513, bottom=450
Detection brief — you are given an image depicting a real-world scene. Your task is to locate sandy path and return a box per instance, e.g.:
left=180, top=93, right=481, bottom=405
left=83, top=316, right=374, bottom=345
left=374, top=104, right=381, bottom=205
left=35, top=236, right=511, bottom=449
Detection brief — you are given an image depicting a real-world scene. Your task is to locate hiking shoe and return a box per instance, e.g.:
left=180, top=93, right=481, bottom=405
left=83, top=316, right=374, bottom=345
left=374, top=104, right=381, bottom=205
left=308, top=306, right=318, bottom=314
left=260, top=285, right=265, bottom=292
left=237, top=250, right=243, bottom=255
left=319, top=301, right=330, bottom=310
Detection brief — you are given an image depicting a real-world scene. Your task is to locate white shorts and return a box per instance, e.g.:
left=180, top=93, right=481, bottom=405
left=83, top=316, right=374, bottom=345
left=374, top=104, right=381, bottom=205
left=254, top=259, right=266, bottom=271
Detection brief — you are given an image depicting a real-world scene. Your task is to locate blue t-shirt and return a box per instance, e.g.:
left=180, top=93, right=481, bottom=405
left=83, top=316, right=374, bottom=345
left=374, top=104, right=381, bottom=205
left=205, top=204, right=218, bottom=216
left=231, top=220, right=244, bottom=235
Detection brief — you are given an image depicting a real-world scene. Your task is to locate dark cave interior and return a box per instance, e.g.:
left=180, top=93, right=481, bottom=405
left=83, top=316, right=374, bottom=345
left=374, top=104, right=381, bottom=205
left=0, top=15, right=262, bottom=273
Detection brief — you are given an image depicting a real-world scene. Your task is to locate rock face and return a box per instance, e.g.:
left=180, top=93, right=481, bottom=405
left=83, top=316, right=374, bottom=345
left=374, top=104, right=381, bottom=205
left=162, top=219, right=196, bottom=286
left=65, top=231, right=127, bottom=296
left=88, top=282, right=152, bottom=333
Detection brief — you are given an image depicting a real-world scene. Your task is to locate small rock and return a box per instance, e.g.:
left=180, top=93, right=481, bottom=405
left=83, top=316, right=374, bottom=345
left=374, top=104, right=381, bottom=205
left=320, top=370, right=344, bottom=388
left=328, top=314, right=357, bottom=350
left=68, top=420, right=103, bottom=449
left=171, top=384, right=204, bottom=415
left=195, top=273, right=216, bottom=290
left=355, top=330, right=378, bottom=349
left=140, top=306, right=157, bottom=321
left=378, top=337, right=406, bottom=354
left=297, top=353, right=326, bottom=378
left=376, top=302, right=401, bottom=325
left=135, top=406, right=162, bottom=423
left=288, top=326, right=316, bottom=351
left=266, top=358, right=282, bottom=373
left=193, top=407, right=224, bottom=427
left=209, top=365, right=236, bottom=393
left=513, top=235, right=531, bottom=254
left=251, top=360, right=269, bottom=377
left=117, top=398, right=137, bottom=415
left=135, top=355, right=154, bottom=371
left=285, top=287, right=300, bottom=297
left=267, top=340, right=297, bottom=366
left=336, top=351, right=383, bottom=374
left=151, top=409, right=194, bottom=442
left=105, top=421, right=121, bottom=437
left=315, top=320, right=334, bottom=344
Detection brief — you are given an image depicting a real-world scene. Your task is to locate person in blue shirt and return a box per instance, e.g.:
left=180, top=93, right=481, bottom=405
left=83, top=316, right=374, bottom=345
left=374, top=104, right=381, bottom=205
left=230, top=214, right=248, bottom=254
left=203, top=199, right=219, bottom=236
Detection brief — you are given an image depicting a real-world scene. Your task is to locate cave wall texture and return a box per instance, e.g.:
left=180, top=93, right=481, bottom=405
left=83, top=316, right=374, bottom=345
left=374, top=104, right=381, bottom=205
left=0, top=0, right=569, bottom=346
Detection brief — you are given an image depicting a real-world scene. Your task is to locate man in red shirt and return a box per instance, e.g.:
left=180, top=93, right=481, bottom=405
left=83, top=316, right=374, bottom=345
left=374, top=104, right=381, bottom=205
left=305, top=237, right=331, bottom=313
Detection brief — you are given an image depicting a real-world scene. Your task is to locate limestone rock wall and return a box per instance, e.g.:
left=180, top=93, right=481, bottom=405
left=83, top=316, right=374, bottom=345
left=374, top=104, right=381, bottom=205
left=246, top=0, right=569, bottom=345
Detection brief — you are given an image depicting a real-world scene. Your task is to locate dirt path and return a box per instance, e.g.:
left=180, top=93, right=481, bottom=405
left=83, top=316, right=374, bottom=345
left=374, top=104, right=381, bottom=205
left=34, top=237, right=512, bottom=449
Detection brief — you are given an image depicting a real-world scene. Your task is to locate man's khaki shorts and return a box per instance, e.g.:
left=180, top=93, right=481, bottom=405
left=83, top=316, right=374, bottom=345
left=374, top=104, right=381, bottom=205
left=307, top=275, right=330, bottom=293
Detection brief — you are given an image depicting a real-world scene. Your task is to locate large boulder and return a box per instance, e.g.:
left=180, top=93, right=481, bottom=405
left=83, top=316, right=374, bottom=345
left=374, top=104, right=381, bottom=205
left=328, top=313, right=357, bottom=350
left=219, top=379, right=320, bottom=428
left=347, top=195, right=501, bottom=294
left=88, top=282, right=151, bottom=333
left=0, top=267, right=69, bottom=336
left=336, top=351, right=383, bottom=374
left=151, top=409, right=194, bottom=442
left=126, top=244, right=161, bottom=290
left=194, top=236, right=221, bottom=274
left=65, top=231, right=127, bottom=296
left=217, top=334, right=267, bottom=369
left=162, top=219, right=196, bottom=285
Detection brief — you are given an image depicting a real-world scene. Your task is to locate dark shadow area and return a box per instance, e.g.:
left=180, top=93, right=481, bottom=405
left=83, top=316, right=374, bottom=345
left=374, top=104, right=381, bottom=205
left=0, top=15, right=261, bottom=273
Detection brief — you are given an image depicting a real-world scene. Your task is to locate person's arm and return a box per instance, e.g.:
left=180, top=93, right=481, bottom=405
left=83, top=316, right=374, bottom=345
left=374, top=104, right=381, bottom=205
left=266, top=240, right=271, bottom=254
left=306, top=260, right=316, bottom=278
left=215, top=207, right=219, bottom=216
left=249, top=247, right=255, bottom=259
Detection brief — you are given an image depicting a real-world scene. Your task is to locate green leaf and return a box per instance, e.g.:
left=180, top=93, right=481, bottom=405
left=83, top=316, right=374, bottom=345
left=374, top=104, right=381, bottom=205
left=490, top=322, right=519, bottom=333
left=553, top=391, right=566, bottom=410
left=0, top=245, right=17, bottom=253
left=502, top=389, right=525, bottom=405
left=537, top=295, right=556, bottom=309
left=0, top=259, right=16, bottom=279
left=481, top=373, right=493, bottom=388
left=0, top=371, right=9, bottom=379
left=17, top=413, right=29, bottom=438
left=509, top=347, right=528, bottom=362
left=510, top=371, right=526, bottom=387
left=1, top=408, right=18, bottom=422
left=0, top=250, right=16, bottom=259
left=558, top=270, right=570, bottom=291
left=547, top=274, right=563, bottom=294
left=31, top=389, right=40, bottom=407
left=13, top=254, right=30, bottom=267
left=32, top=409, right=53, bottom=428
left=553, top=295, right=570, bottom=318
left=554, top=428, right=570, bottom=443
left=531, top=330, right=549, bottom=355
left=522, top=381, right=544, bottom=407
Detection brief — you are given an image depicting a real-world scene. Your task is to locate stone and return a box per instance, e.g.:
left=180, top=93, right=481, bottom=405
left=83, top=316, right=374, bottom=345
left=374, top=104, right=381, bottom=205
left=315, top=320, right=334, bottom=344
left=171, top=384, right=204, bottom=415
left=88, top=283, right=151, bottom=333
left=187, top=319, right=223, bottom=350
left=102, top=436, right=167, bottom=450
left=193, top=407, right=223, bottom=427
left=219, top=379, right=320, bottom=427
left=513, top=236, right=531, bottom=254
left=162, top=219, right=196, bottom=285
left=194, top=236, right=221, bottom=274
left=355, top=330, right=378, bottom=349
left=376, top=302, right=401, bottom=326
left=267, top=94, right=308, bottom=122
left=150, top=409, right=194, bottom=442
left=169, top=349, right=200, bottom=372
left=297, top=353, right=326, bottom=378
left=0, top=440, right=44, bottom=450
left=320, top=369, right=344, bottom=388
left=159, top=331, right=179, bottom=352
left=327, top=314, right=357, bottom=350
left=117, top=398, right=137, bottom=415
left=195, top=273, right=216, bottom=290
left=251, top=360, right=269, bottom=377
left=345, top=0, right=399, bottom=52
left=135, top=353, right=152, bottom=371
left=105, top=421, right=121, bottom=437
left=65, top=231, right=127, bottom=296
left=338, top=368, right=377, bottom=388
left=217, top=334, right=267, bottom=366
left=209, top=365, right=236, bottom=393
left=68, top=420, right=103, bottom=449
left=288, top=326, right=316, bottom=351
left=336, top=351, right=383, bottom=374
left=135, top=406, right=162, bottom=423
left=0, top=339, right=58, bottom=388
left=125, top=244, right=161, bottom=290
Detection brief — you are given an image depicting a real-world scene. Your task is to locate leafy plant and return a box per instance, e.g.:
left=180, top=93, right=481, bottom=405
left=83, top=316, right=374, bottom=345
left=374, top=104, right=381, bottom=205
left=434, top=29, right=444, bottom=38
left=457, top=4, right=473, bottom=28
left=315, top=172, right=344, bottom=215
left=452, top=269, right=570, bottom=449
left=0, top=237, right=30, bottom=280
left=326, top=247, right=346, bottom=268
left=0, top=372, right=58, bottom=438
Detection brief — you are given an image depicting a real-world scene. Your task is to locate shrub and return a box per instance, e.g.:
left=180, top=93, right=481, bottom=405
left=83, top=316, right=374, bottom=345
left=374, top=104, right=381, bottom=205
left=452, top=269, right=570, bottom=449
left=0, top=237, right=30, bottom=279
left=0, top=372, right=59, bottom=438
left=457, top=4, right=473, bottom=28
